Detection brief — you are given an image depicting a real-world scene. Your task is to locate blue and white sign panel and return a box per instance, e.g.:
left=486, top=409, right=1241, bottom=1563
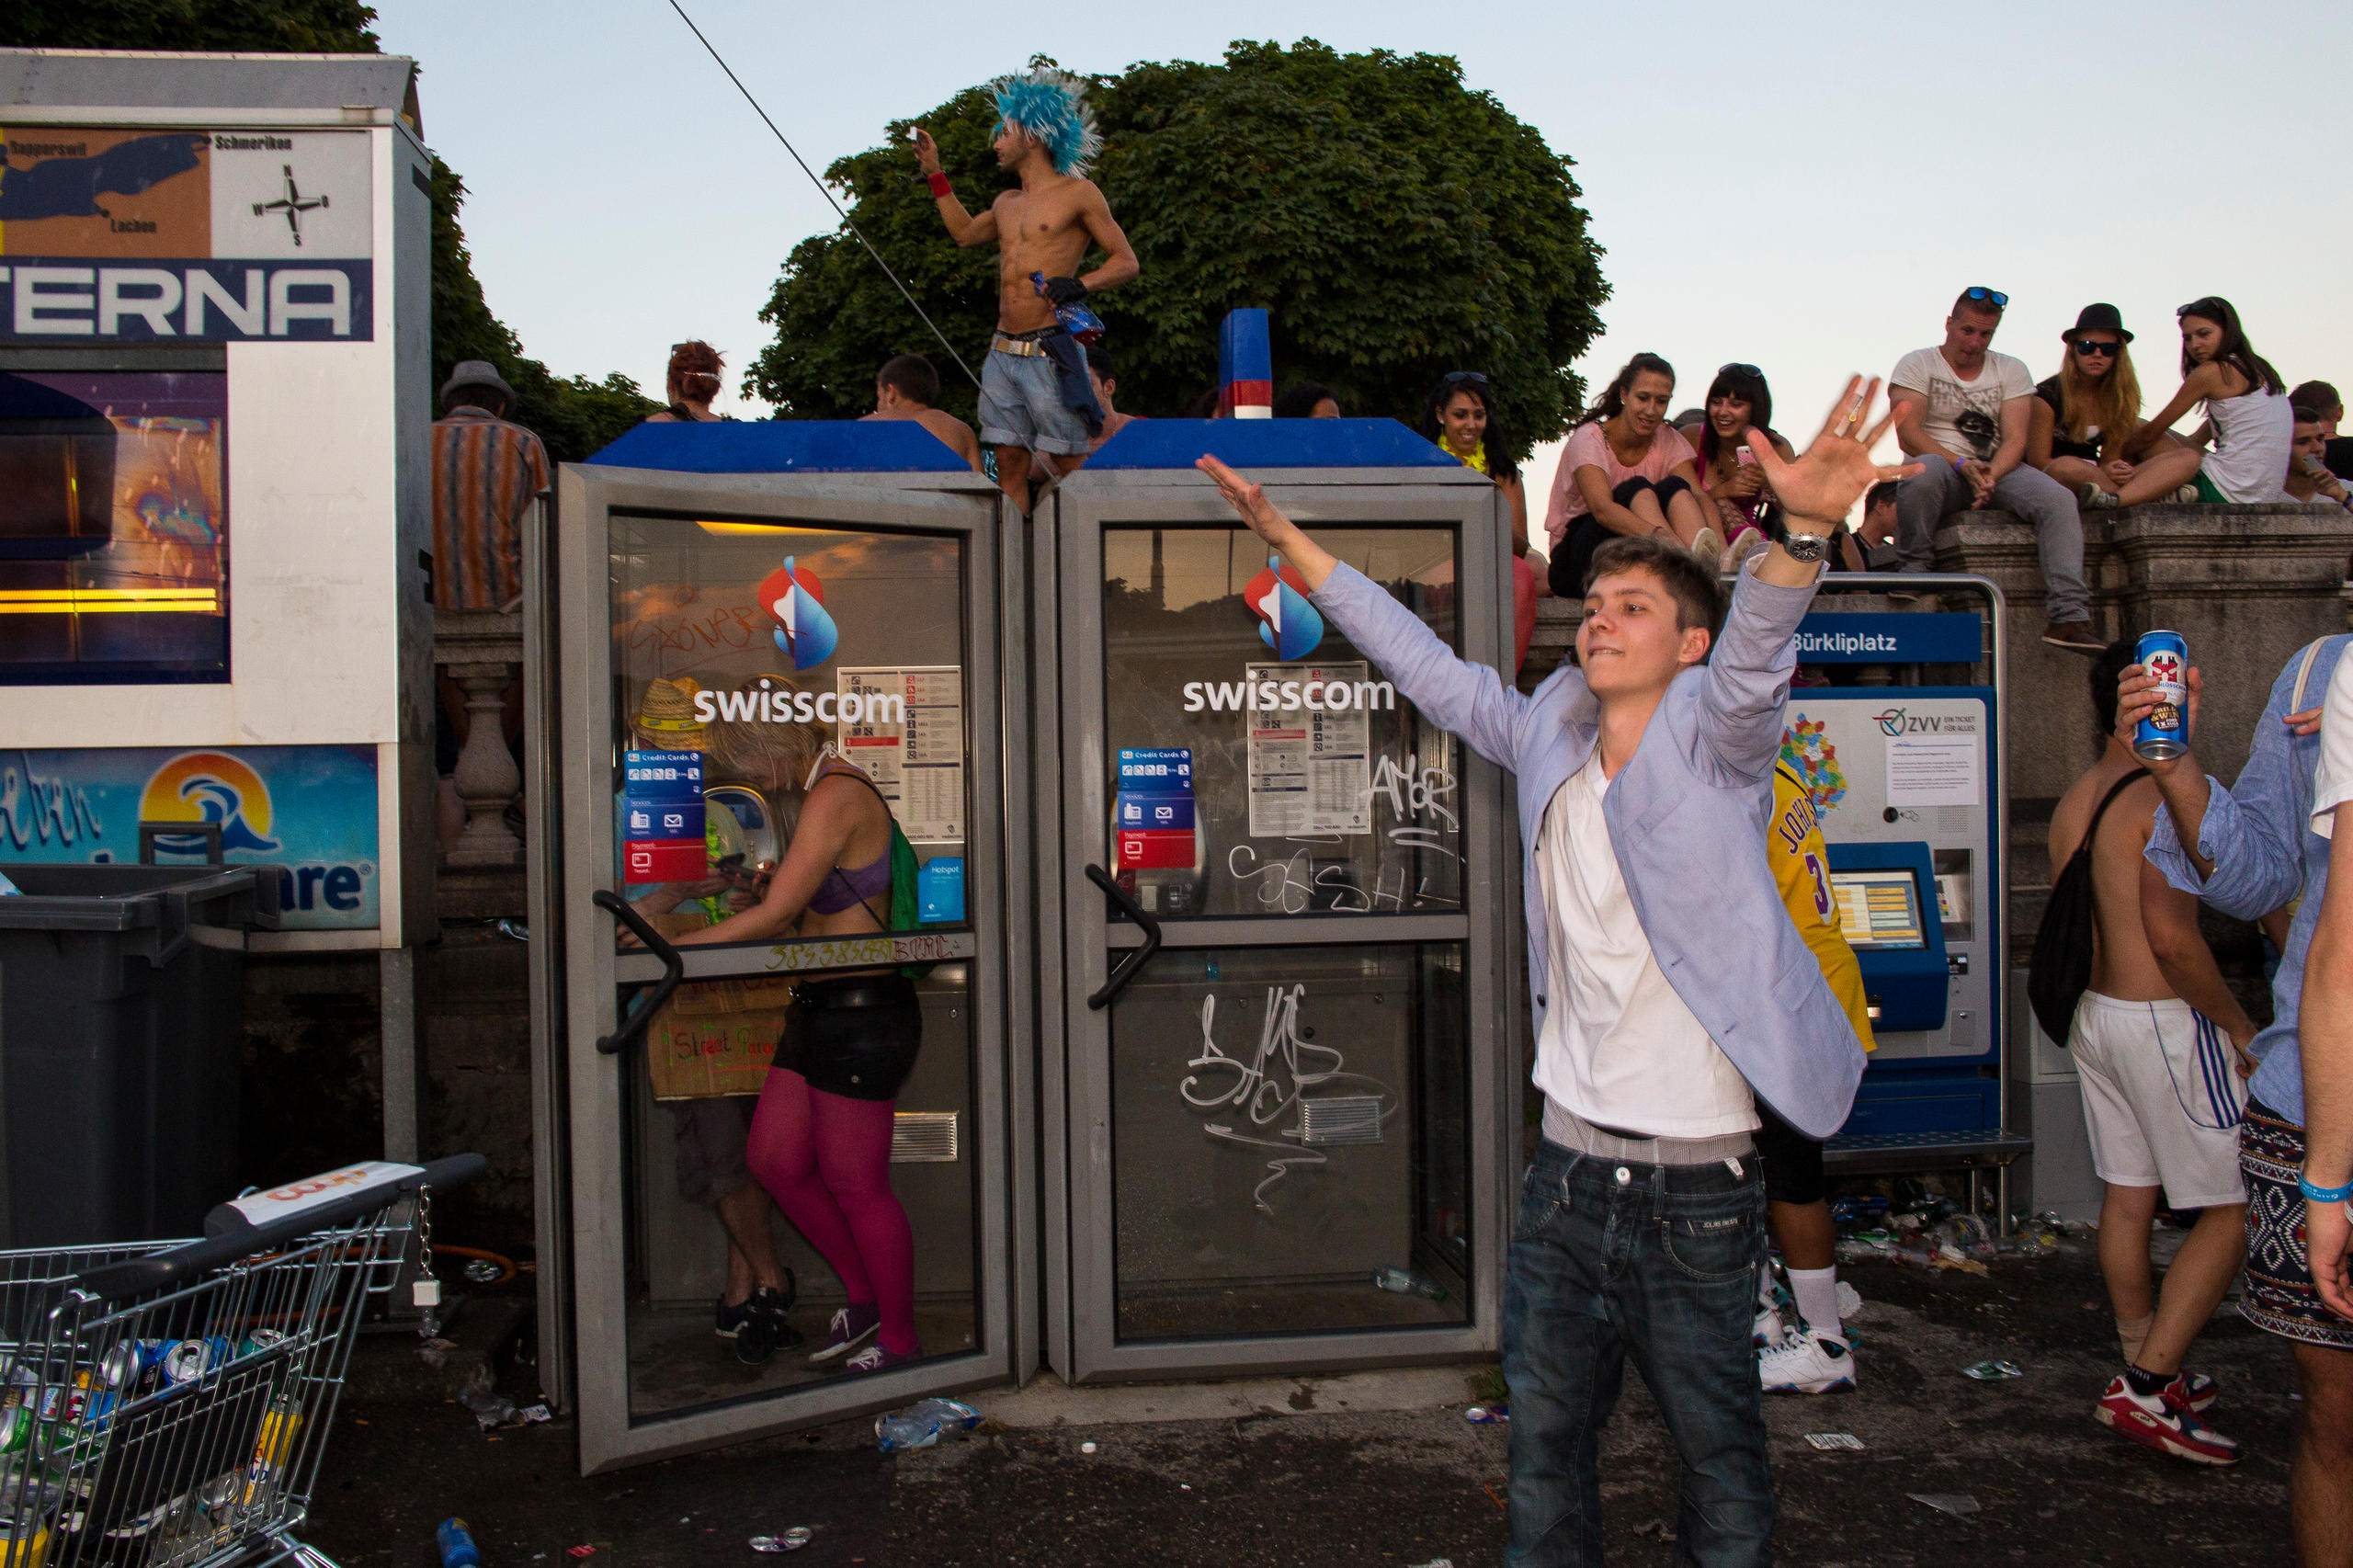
left=1792, top=612, right=1982, bottom=665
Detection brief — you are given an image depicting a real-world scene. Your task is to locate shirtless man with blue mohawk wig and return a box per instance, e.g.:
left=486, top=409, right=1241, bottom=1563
left=915, top=65, right=1139, bottom=509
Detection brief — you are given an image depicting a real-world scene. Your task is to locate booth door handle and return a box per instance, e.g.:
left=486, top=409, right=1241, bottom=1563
left=594, top=890, right=685, bottom=1055
left=1086, top=863, right=1161, bottom=1011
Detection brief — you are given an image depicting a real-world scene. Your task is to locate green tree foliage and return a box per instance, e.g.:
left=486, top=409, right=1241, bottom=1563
left=749, top=41, right=1608, bottom=457
left=5, top=0, right=378, bottom=53
left=5, top=2, right=654, bottom=461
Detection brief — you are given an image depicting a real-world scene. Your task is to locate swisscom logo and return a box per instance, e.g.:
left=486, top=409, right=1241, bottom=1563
left=1246, top=554, right=1323, bottom=660
left=760, top=556, right=838, bottom=671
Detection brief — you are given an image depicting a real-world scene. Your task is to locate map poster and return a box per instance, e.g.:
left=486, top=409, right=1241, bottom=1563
left=1245, top=661, right=1374, bottom=838
left=835, top=666, right=965, bottom=844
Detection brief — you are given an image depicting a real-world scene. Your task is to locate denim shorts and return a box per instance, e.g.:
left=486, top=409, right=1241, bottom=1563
left=978, top=347, right=1094, bottom=457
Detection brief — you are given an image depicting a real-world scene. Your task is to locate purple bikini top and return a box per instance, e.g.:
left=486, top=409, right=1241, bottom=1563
left=804, top=763, right=894, bottom=915
left=808, top=851, right=892, bottom=915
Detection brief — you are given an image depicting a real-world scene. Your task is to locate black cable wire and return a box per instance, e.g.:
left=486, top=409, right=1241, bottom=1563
left=664, top=0, right=983, bottom=391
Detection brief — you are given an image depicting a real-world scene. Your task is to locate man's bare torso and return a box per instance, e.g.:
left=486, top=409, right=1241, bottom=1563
left=2050, top=756, right=2173, bottom=1000
left=991, top=175, right=1099, bottom=333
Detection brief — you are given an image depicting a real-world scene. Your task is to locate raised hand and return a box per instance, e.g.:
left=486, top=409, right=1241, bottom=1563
left=1196, top=456, right=1337, bottom=591
left=912, top=127, right=941, bottom=176
left=1745, top=377, right=1922, bottom=526
left=2115, top=661, right=2203, bottom=773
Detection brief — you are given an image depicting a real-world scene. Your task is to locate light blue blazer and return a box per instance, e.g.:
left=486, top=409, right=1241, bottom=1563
left=1312, top=558, right=1866, bottom=1140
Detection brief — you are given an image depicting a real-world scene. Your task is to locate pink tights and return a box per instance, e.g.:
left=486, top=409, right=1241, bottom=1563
left=745, top=1071, right=917, bottom=1357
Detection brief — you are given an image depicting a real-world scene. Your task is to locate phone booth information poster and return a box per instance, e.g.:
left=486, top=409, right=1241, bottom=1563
left=836, top=666, right=964, bottom=843
left=1245, top=662, right=1374, bottom=838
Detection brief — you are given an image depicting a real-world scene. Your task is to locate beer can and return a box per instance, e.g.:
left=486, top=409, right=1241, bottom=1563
left=2134, top=630, right=2190, bottom=761
left=161, top=1338, right=231, bottom=1387
left=235, top=1330, right=287, bottom=1359
left=98, top=1339, right=165, bottom=1391
left=0, top=1517, right=50, bottom=1568
left=0, top=1404, right=31, bottom=1455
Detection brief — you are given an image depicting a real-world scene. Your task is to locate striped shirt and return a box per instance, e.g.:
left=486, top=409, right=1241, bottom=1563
left=431, top=407, right=549, bottom=611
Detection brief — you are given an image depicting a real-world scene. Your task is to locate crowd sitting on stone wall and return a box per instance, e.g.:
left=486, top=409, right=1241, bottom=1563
left=1525, top=290, right=2353, bottom=657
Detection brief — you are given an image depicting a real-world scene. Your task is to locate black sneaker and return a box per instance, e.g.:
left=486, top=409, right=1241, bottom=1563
left=719, top=1295, right=778, bottom=1366
left=751, top=1278, right=804, bottom=1353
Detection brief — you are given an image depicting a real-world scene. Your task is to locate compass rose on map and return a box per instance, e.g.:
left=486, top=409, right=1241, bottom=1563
left=252, top=164, right=329, bottom=246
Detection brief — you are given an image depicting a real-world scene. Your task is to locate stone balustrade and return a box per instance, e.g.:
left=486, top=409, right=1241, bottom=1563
left=432, top=608, right=526, bottom=867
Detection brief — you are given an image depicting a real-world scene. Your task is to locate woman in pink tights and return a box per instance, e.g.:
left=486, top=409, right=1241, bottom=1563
left=676, top=677, right=923, bottom=1373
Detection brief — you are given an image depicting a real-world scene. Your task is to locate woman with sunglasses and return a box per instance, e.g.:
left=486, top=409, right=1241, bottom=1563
left=1543, top=353, right=1721, bottom=598
left=2029, top=306, right=2203, bottom=509
left=2120, top=297, right=2292, bottom=504
left=1693, top=363, right=1798, bottom=570
left=1422, top=370, right=1540, bottom=673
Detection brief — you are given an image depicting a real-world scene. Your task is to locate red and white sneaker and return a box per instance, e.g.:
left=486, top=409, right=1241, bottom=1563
left=2095, top=1376, right=2239, bottom=1465
left=2167, top=1371, right=2218, bottom=1414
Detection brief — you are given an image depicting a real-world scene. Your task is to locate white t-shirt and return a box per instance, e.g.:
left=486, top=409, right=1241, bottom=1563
left=1892, top=346, right=2035, bottom=462
left=2309, top=652, right=2353, bottom=838
left=1534, top=756, right=1758, bottom=1139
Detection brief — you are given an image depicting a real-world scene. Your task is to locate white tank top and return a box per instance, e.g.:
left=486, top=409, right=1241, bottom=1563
left=2202, top=384, right=2292, bottom=503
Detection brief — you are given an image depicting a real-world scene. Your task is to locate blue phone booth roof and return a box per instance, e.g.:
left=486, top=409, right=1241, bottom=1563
left=585, top=420, right=973, bottom=473
left=1085, top=418, right=1461, bottom=470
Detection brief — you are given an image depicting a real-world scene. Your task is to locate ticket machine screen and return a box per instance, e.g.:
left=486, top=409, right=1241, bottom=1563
left=1830, top=868, right=1928, bottom=950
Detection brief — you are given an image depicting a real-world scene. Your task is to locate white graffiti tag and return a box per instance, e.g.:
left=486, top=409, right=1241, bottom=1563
left=1182, top=985, right=1396, bottom=1213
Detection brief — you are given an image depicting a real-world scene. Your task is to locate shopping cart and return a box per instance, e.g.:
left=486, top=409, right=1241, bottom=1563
left=0, top=1153, right=484, bottom=1568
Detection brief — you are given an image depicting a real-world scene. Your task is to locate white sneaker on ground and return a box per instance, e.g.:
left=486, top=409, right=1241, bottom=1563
left=1688, top=527, right=1725, bottom=568
left=1759, top=1327, right=1857, bottom=1394
left=1752, top=1301, right=1786, bottom=1350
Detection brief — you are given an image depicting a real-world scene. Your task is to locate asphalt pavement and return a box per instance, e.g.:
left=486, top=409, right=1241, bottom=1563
left=309, top=1232, right=2296, bottom=1566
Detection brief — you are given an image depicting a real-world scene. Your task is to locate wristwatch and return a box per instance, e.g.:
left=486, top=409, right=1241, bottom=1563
left=1781, top=529, right=1830, bottom=564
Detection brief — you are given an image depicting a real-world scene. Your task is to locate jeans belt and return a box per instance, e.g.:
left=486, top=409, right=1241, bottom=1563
left=791, top=980, right=900, bottom=1011
left=990, top=329, right=1059, bottom=358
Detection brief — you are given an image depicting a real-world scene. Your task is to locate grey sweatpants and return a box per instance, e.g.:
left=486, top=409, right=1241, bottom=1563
left=1893, top=454, right=2087, bottom=623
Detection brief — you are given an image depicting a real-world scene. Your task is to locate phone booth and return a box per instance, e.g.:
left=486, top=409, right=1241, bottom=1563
left=1779, top=577, right=2030, bottom=1210
left=530, top=422, right=1022, bottom=1471
left=1036, top=421, right=1519, bottom=1381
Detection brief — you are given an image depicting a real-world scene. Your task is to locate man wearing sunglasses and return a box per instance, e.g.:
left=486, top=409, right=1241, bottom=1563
left=1890, top=288, right=2100, bottom=653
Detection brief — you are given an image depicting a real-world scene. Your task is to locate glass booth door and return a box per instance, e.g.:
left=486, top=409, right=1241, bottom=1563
left=1042, top=471, right=1515, bottom=1381
left=554, top=465, right=1016, bottom=1471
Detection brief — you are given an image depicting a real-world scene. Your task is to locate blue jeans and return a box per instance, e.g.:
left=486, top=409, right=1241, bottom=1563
left=1503, top=1138, right=1773, bottom=1566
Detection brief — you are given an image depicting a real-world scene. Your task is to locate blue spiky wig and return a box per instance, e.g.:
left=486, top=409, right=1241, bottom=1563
left=990, top=66, right=1101, bottom=177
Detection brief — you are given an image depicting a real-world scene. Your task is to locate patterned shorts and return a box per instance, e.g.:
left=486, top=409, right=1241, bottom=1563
left=2241, top=1099, right=2353, bottom=1349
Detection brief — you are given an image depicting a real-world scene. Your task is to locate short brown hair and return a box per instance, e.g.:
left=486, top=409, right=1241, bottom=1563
left=2291, top=381, right=2344, bottom=418
left=1584, top=535, right=1726, bottom=641
left=1950, top=291, right=2004, bottom=319
left=877, top=353, right=940, bottom=408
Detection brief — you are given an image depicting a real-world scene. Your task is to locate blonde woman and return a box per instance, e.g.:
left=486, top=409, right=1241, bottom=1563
left=2029, top=305, right=2200, bottom=509
left=681, top=676, right=925, bottom=1374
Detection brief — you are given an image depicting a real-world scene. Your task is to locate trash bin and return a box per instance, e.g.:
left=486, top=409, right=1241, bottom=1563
left=0, top=864, right=271, bottom=1246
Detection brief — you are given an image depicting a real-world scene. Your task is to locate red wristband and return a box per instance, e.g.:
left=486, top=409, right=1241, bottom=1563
left=926, top=171, right=951, bottom=199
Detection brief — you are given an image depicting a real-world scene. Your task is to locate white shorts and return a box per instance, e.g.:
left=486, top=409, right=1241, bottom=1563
left=2067, top=992, right=2248, bottom=1208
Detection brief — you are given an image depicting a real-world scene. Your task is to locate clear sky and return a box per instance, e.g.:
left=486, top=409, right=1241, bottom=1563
left=378, top=0, right=2353, bottom=536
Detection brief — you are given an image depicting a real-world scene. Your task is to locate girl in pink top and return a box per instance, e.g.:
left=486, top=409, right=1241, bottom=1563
left=1693, top=363, right=1800, bottom=572
left=1543, top=354, right=1718, bottom=598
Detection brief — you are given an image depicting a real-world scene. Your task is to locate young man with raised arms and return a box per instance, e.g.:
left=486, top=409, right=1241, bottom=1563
left=1199, top=378, right=1915, bottom=1568
left=913, top=66, right=1137, bottom=511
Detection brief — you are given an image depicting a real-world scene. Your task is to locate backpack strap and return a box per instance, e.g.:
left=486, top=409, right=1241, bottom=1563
left=2080, top=767, right=2152, bottom=854
left=2293, top=637, right=2330, bottom=712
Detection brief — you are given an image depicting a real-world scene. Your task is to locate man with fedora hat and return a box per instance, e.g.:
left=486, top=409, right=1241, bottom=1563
left=432, top=360, right=548, bottom=844
left=2030, top=305, right=2206, bottom=512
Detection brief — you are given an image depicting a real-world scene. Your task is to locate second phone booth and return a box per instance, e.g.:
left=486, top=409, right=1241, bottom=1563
left=530, top=423, right=1024, bottom=1471
left=1037, top=421, right=1519, bottom=1383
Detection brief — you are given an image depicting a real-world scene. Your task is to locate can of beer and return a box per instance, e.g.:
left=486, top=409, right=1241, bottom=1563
left=235, top=1330, right=287, bottom=1359
left=98, top=1339, right=165, bottom=1391
left=2133, top=630, right=2190, bottom=761
left=0, top=1404, right=32, bottom=1456
left=0, top=1517, right=50, bottom=1568
left=161, top=1338, right=231, bottom=1387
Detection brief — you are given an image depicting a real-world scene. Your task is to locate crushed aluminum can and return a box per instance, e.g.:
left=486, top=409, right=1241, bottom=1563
left=464, top=1258, right=501, bottom=1285
left=1803, top=1432, right=1865, bottom=1451
left=1464, top=1405, right=1509, bottom=1424
left=750, top=1528, right=813, bottom=1552
left=1961, top=1360, right=2023, bottom=1381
